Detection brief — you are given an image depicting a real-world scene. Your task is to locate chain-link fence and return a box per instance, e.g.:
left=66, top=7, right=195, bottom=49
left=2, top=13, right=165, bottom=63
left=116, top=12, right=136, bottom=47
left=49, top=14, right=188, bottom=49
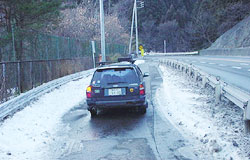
left=0, top=57, right=93, bottom=103
left=1, top=31, right=128, bottom=61
left=0, top=30, right=128, bottom=104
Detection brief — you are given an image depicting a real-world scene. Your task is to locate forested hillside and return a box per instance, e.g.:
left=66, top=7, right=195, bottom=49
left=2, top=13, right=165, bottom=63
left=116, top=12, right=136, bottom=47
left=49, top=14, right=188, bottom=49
left=1, top=0, right=250, bottom=55
left=110, top=0, right=250, bottom=52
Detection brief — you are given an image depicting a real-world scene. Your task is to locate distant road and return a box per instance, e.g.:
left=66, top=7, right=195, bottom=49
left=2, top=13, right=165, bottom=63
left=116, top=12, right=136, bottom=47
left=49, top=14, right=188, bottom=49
left=150, top=55, right=250, bottom=93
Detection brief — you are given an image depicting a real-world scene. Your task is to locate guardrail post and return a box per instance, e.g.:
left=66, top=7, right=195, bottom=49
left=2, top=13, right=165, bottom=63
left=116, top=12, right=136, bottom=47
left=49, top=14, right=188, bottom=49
left=188, top=67, right=192, bottom=76
left=245, top=101, right=250, bottom=133
left=215, top=79, right=221, bottom=104
left=245, top=101, right=250, bottom=120
left=194, top=70, right=198, bottom=81
left=244, top=102, right=250, bottom=133
left=202, top=75, right=207, bottom=88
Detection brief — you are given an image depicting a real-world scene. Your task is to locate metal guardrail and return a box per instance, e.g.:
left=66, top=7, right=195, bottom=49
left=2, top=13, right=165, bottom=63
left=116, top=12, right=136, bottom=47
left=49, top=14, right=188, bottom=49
left=161, top=59, right=250, bottom=133
left=147, top=51, right=199, bottom=56
left=0, top=69, right=93, bottom=120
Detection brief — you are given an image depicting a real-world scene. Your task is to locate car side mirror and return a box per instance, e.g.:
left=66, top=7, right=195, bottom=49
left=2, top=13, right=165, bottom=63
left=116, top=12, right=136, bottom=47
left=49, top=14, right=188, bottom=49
left=143, top=72, right=149, bottom=77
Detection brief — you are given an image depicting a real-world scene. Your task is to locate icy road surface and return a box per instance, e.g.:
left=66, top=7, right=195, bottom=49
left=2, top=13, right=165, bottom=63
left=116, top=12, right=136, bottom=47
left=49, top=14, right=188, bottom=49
left=0, top=59, right=249, bottom=160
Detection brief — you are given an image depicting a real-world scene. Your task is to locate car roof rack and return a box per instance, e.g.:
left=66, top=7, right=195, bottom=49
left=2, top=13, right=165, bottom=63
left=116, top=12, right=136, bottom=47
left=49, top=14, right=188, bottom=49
left=117, top=57, right=135, bottom=64
left=98, top=61, right=113, bottom=66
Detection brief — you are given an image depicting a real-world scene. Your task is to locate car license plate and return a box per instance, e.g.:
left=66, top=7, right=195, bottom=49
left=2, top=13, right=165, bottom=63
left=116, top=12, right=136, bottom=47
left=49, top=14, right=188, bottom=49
left=108, top=88, right=122, bottom=96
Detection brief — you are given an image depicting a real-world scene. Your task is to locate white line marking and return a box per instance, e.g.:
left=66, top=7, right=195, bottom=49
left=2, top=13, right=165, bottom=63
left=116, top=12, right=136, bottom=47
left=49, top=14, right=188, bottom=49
left=232, top=66, right=242, bottom=69
left=209, top=63, right=215, bottom=65
left=248, top=69, right=250, bottom=72
left=240, top=63, right=249, bottom=66
left=219, top=64, right=226, bottom=67
left=200, top=62, right=206, bottom=64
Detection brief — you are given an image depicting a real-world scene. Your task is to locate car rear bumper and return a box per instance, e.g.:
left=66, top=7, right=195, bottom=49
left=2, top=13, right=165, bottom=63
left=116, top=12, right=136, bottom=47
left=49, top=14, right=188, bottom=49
left=87, top=97, right=147, bottom=109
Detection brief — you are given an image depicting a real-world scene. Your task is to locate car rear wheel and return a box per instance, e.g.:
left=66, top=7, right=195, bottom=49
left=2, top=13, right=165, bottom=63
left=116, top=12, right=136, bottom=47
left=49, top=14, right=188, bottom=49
left=140, top=107, right=146, bottom=114
left=90, top=108, right=97, bottom=117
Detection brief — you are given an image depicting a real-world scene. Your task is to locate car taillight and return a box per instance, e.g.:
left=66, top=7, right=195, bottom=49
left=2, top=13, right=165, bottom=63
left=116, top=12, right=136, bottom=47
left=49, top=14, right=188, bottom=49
left=139, top=84, right=145, bottom=95
left=86, top=85, right=92, bottom=98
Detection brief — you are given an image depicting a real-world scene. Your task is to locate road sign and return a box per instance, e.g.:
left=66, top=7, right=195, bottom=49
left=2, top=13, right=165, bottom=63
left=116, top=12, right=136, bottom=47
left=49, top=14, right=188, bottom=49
left=139, top=45, right=143, bottom=50
left=139, top=45, right=144, bottom=57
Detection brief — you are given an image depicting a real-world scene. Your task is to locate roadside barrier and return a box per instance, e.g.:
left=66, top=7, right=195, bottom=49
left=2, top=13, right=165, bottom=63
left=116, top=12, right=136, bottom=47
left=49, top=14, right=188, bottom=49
left=147, top=51, right=199, bottom=56
left=161, top=59, right=250, bottom=133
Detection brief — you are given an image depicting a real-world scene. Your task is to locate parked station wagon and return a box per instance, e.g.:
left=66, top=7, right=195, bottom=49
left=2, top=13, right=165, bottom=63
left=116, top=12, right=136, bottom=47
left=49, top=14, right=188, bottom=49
left=86, top=58, right=149, bottom=117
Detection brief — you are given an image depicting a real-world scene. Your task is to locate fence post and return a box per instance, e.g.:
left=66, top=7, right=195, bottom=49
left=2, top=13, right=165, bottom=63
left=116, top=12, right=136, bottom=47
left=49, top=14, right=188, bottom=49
left=2, top=63, right=6, bottom=101
left=17, top=62, right=21, bottom=93
left=30, top=62, right=33, bottom=88
left=40, top=62, right=42, bottom=85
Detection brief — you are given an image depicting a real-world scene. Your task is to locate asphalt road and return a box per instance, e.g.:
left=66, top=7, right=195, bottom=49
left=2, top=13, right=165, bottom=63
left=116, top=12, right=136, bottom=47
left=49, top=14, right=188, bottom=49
left=154, top=55, right=250, bottom=93
left=47, top=61, right=198, bottom=160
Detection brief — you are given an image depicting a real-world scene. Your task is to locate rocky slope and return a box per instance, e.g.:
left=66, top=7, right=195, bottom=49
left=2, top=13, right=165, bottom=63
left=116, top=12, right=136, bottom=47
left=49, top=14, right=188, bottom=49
left=209, top=16, right=250, bottom=49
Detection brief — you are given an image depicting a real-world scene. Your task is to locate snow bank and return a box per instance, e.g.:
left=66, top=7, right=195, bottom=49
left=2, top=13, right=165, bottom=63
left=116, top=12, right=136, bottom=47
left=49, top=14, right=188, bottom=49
left=0, top=73, right=92, bottom=160
left=134, top=59, right=145, bottom=65
left=155, top=64, right=250, bottom=160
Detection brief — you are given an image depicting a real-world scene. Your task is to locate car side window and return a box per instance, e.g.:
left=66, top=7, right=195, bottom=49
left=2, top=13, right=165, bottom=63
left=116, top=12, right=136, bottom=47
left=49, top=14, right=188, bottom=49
left=135, top=66, right=143, bottom=80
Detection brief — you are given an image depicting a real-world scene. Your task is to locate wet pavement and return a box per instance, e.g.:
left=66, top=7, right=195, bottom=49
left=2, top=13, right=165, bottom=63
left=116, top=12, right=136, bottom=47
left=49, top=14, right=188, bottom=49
left=48, top=61, right=197, bottom=160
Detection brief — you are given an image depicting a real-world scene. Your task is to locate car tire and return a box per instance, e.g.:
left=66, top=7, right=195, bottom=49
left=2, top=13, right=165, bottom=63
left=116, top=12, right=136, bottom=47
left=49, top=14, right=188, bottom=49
left=90, top=108, right=97, bottom=117
left=140, top=107, right=146, bottom=114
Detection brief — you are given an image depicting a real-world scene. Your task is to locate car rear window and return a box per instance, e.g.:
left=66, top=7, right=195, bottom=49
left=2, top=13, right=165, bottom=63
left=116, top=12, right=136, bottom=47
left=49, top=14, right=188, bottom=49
left=92, top=68, right=139, bottom=85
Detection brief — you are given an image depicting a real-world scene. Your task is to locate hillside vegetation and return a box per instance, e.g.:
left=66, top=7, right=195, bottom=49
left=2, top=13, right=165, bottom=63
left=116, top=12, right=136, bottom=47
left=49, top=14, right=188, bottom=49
left=111, top=0, right=250, bottom=52
left=1, top=0, right=250, bottom=55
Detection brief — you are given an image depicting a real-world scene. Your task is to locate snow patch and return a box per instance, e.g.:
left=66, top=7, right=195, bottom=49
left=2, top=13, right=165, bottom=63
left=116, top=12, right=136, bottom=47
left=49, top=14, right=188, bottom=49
left=232, top=66, right=242, bottom=69
left=0, top=73, right=92, bottom=160
left=155, top=65, right=250, bottom=160
left=134, top=60, right=145, bottom=65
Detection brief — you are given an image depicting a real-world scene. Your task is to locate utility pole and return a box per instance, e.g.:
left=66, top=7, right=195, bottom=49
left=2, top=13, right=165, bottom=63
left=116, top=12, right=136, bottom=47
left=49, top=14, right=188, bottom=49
left=100, top=0, right=106, bottom=62
left=134, top=0, right=139, bottom=56
left=129, top=1, right=136, bottom=54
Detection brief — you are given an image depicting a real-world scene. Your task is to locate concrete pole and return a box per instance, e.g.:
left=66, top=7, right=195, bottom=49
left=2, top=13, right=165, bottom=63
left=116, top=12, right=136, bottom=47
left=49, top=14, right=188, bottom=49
left=129, top=2, right=136, bottom=54
left=134, top=0, right=139, bottom=56
left=100, top=0, right=106, bottom=62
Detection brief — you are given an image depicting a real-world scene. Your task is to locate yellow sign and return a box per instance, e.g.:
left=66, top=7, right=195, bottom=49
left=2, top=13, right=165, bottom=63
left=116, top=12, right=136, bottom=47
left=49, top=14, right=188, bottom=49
left=139, top=45, right=144, bottom=57
left=139, top=45, right=143, bottom=50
